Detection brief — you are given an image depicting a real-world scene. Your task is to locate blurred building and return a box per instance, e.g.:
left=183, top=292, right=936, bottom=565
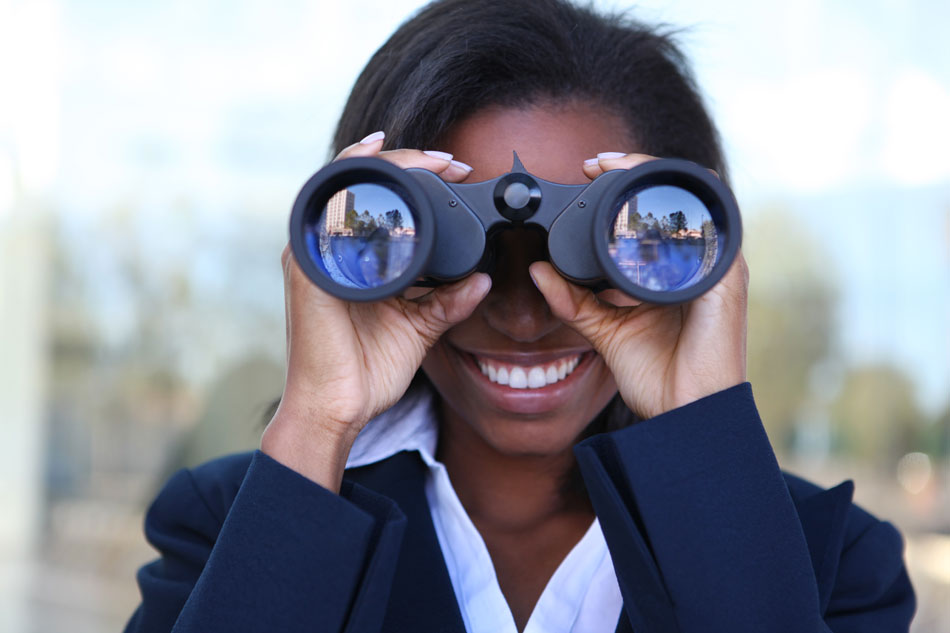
left=0, top=171, right=50, bottom=633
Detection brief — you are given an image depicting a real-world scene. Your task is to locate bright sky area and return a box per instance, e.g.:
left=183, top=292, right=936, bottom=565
left=1, top=0, right=948, bottom=412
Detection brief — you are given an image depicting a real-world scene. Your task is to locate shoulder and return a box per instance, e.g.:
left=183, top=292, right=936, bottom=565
left=185, top=451, right=257, bottom=518
left=148, top=451, right=410, bottom=533
left=781, top=471, right=913, bottom=620
left=782, top=470, right=900, bottom=550
left=144, top=452, right=256, bottom=542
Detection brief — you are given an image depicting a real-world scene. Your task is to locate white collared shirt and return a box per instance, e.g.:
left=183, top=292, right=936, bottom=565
left=347, top=389, right=623, bottom=633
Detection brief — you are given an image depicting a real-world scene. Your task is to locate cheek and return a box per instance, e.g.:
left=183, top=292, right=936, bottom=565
left=586, top=362, right=621, bottom=413
left=420, top=340, right=468, bottom=402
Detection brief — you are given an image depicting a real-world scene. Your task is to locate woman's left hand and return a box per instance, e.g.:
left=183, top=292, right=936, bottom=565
left=528, top=152, right=748, bottom=420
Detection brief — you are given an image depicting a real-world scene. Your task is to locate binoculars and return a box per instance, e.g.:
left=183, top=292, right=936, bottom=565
left=289, top=153, right=741, bottom=304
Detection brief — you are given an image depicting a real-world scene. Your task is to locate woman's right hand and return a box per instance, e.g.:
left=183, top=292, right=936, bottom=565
left=261, top=133, right=490, bottom=491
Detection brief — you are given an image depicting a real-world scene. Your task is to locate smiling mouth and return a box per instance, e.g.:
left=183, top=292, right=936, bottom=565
left=472, top=353, right=584, bottom=389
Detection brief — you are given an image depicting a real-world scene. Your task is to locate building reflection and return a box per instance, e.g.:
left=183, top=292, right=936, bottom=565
left=325, top=189, right=354, bottom=236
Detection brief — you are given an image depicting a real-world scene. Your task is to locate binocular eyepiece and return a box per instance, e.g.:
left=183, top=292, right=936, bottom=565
left=289, top=153, right=741, bottom=304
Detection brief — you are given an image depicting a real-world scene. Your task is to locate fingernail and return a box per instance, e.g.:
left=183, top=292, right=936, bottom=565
left=423, top=150, right=453, bottom=161
left=584, top=158, right=599, bottom=166
left=359, top=131, right=385, bottom=144
left=528, top=269, right=540, bottom=289
left=472, top=272, right=492, bottom=296
left=597, top=152, right=626, bottom=159
left=450, top=159, right=473, bottom=172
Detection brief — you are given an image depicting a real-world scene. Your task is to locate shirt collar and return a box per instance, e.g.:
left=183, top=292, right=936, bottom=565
left=346, top=387, right=439, bottom=469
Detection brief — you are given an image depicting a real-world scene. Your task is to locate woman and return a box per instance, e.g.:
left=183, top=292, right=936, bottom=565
left=125, top=1, right=915, bottom=631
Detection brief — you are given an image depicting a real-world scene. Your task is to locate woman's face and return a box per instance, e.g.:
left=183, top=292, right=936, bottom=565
left=421, top=101, right=638, bottom=457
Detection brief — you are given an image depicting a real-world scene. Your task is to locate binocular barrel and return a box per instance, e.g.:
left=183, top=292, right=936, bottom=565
left=289, top=155, right=741, bottom=304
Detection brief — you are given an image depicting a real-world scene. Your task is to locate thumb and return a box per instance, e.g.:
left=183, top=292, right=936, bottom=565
left=528, top=261, right=620, bottom=350
left=404, top=272, right=492, bottom=347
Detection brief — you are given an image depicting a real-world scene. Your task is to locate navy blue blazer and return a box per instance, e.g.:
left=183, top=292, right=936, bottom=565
left=124, top=384, right=915, bottom=632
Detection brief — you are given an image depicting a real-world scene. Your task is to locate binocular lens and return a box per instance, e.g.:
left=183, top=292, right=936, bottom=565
left=606, top=185, right=719, bottom=292
left=305, top=183, right=419, bottom=289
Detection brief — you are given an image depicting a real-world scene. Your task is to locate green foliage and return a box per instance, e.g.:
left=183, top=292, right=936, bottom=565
left=668, top=210, right=687, bottom=233
left=385, top=209, right=404, bottom=229
left=344, top=208, right=404, bottom=235
left=830, top=364, right=922, bottom=464
left=912, top=402, right=950, bottom=458
left=745, top=208, right=836, bottom=451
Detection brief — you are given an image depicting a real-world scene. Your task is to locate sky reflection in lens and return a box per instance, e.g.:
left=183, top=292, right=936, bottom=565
left=308, top=183, right=417, bottom=289
left=607, top=185, right=719, bottom=291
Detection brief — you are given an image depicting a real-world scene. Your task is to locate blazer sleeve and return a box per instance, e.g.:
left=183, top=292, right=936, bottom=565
left=575, top=383, right=915, bottom=633
left=124, top=450, right=407, bottom=633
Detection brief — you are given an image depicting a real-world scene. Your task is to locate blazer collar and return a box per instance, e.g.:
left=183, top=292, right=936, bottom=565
left=792, top=479, right=855, bottom=612
left=347, top=451, right=467, bottom=633
left=347, top=451, right=855, bottom=632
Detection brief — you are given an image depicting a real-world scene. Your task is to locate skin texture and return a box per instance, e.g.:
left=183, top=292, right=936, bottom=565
left=262, top=100, right=748, bottom=631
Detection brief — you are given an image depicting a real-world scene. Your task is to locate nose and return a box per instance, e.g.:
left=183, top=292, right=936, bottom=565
left=479, top=228, right=562, bottom=343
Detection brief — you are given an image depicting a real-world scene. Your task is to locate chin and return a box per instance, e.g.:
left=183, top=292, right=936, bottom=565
left=473, top=411, right=594, bottom=458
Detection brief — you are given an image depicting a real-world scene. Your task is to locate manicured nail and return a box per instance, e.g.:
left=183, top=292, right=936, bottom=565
left=423, top=150, right=453, bottom=161
left=472, top=272, right=492, bottom=297
left=359, top=131, right=385, bottom=144
left=597, top=152, right=626, bottom=159
left=584, top=158, right=600, bottom=166
left=450, top=159, right=473, bottom=172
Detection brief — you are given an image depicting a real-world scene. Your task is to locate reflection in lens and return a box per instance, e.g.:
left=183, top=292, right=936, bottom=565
left=305, top=183, right=418, bottom=289
left=607, top=185, right=719, bottom=292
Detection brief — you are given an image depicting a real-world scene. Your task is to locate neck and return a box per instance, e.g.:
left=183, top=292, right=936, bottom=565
left=436, top=403, right=592, bottom=532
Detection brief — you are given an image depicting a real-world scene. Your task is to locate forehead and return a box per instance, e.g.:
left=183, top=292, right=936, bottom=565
left=438, top=101, right=638, bottom=185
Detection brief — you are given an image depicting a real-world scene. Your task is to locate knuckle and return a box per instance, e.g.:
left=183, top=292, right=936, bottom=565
left=377, top=149, right=420, bottom=169
left=333, top=145, right=358, bottom=161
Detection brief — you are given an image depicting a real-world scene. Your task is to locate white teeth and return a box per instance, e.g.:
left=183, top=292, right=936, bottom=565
left=528, top=367, right=547, bottom=388
left=497, top=367, right=510, bottom=385
left=509, top=367, right=528, bottom=389
left=476, top=354, right=583, bottom=389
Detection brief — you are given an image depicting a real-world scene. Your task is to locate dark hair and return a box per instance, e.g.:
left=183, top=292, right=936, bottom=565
left=333, top=0, right=727, bottom=182
left=324, top=0, right=727, bottom=437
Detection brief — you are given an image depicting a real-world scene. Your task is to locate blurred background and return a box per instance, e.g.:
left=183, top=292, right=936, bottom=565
left=1, top=0, right=948, bottom=630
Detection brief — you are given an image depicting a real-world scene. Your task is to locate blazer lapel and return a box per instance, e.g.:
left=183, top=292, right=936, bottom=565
left=793, top=479, right=854, bottom=612
left=346, top=451, right=466, bottom=633
left=574, top=443, right=679, bottom=633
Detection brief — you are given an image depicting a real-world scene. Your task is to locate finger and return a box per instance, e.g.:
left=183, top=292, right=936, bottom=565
left=281, top=245, right=293, bottom=345
left=705, top=249, right=749, bottom=309
left=726, top=250, right=749, bottom=290
left=441, top=159, right=475, bottom=182
left=379, top=149, right=474, bottom=181
left=527, top=261, right=621, bottom=350
left=582, top=157, right=604, bottom=180
left=334, top=130, right=387, bottom=160
left=594, top=152, right=657, bottom=172
left=595, top=288, right=641, bottom=308
left=283, top=244, right=345, bottom=316
left=403, top=272, right=492, bottom=347
left=378, top=148, right=456, bottom=172
left=336, top=141, right=474, bottom=182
